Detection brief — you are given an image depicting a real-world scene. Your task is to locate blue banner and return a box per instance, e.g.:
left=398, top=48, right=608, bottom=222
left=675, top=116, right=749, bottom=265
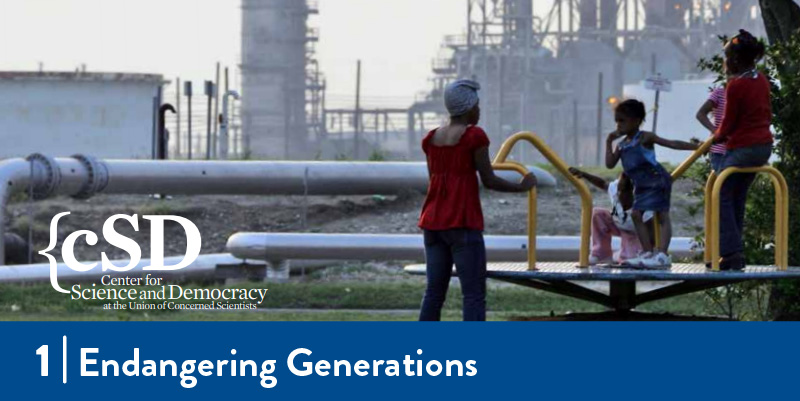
left=0, top=322, right=796, bottom=400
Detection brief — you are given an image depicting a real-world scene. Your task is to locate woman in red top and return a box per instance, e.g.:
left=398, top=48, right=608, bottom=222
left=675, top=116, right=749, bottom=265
left=418, top=80, right=536, bottom=321
left=714, top=30, right=773, bottom=270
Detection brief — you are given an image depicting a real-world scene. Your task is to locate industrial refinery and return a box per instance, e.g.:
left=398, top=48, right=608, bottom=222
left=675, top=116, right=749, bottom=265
left=237, top=0, right=764, bottom=164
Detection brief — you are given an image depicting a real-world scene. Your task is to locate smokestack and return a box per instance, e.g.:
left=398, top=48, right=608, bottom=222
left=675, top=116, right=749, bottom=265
left=579, top=0, right=598, bottom=30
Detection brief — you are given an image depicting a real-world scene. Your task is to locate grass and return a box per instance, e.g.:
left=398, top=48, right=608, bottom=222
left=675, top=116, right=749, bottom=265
left=136, top=200, right=191, bottom=216
left=10, top=218, right=50, bottom=239
left=0, top=310, right=526, bottom=322
left=0, top=280, right=715, bottom=321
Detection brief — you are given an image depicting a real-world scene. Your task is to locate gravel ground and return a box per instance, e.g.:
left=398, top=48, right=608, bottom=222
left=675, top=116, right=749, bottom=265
left=5, top=176, right=704, bottom=264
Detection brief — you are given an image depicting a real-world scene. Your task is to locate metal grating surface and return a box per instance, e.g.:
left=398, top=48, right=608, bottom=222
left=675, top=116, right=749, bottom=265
left=404, top=262, right=800, bottom=282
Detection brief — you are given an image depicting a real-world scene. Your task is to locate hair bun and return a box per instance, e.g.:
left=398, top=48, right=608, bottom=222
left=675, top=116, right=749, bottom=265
left=730, top=29, right=764, bottom=64
left=737, top=29, right=755, bottom=40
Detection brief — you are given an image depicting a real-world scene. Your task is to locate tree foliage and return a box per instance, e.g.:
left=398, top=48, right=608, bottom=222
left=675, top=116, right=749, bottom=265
left=756, top=0, right=800, bottom=320
left=694, top=23, right=800, bottom=319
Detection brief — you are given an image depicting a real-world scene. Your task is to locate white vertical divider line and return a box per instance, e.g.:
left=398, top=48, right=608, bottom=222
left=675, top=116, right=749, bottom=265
left=62, top=335, right=67, bottom=384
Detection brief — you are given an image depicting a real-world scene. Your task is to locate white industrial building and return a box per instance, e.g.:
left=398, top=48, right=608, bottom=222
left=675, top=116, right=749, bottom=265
left=0, top=71, right=165, bottom=159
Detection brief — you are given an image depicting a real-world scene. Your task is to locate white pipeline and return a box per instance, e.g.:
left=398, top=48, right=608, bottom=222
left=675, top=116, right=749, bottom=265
left=0, top=156, right=557, bottom=263
left=227, top=233, right=698, bottom=263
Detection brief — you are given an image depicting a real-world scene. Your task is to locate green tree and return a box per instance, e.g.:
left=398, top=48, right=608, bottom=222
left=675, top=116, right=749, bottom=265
left=759, top=0, right=800, bottom=319
left=760, top=0, right=800, bottom=46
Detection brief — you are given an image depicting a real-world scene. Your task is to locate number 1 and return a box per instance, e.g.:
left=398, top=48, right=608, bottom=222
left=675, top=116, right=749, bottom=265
left=36, top=345, right=48, bottom=376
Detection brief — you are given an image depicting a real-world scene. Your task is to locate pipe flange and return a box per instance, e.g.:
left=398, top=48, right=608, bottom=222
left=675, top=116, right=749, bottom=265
left=24, top=153, right=62, bottom=200
left=71, top=154, right=109, bottom=199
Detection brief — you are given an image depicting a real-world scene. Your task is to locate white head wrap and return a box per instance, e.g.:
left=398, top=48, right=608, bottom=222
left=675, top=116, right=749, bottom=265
left=444, top=79, right=481, bottom=117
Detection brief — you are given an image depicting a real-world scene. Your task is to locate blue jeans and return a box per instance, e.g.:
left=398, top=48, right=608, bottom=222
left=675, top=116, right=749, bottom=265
left=710, top=152, right=725, bottom=173
left=718, top=144, right=773, bottom=257
left=420, top=229, right=487, bottom=321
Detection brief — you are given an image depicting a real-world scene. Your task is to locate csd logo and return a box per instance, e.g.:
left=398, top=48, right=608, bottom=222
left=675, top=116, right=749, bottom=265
left=40, top=212, right=202, bottom=294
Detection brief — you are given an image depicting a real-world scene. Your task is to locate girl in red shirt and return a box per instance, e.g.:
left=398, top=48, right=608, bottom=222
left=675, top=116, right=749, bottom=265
left=418, top=80, right=536, bottom=321
left=714, top=30, right=773, bottom=270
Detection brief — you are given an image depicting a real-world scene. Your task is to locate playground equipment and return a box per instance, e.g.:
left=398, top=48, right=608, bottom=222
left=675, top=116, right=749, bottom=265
left=0, top=156, right=554, bottom=264
left=671, top=139, right=789, bottom=271
left=405, top=133, right=800, bottom=312
left=708, top=167, right=788, bottom=271
left=491, top=132, right=593, bottom=269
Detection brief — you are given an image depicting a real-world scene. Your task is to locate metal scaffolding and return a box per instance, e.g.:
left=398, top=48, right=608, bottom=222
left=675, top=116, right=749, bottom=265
left=428, top=0, right=764, bottom=166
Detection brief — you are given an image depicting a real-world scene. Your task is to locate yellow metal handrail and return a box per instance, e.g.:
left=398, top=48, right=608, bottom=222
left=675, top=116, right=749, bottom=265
left=493, top=132, right=594, bottom=269
left=671, top=138, right=714, bottom=181
left=651, top=138, right=716, bottom=250
left=491, top=161, right=538, bottom=270
left=610, top=136, right=789, bottom=270
left=708, top=166, right=789, bottom=271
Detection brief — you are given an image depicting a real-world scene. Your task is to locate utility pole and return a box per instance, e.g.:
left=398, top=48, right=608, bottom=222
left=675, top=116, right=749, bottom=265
left=284, top=77, right=291, bottom=160
left=354, top=60, right=362, bottom=160
left=151, top=97, right=157, bottom=160
left=407, top=110, right=416, bottom=159
left=176, top=77, right=181, bottom=158
left=653, top=87, right=661, bottom=134
left=184, top=81, right=193, bottom=160
left=624, top=0, right=629, bottom=35
left=225, top=67, right=230, bottom=155
left=467, top=0, right=473, bottom=62
left=220, top=90, right=240, bottom=160
left=519, top=81, right=527, bottom=163
left=573, top=100, right=579, bottom=165
left=213, top=62, right=221, bottom=159
left=481, top=0, right=487, bottom=47
left=558, top=0, right=562, bottom=38
left=596, top=72, right=604, bottom=166
left=205, top=80, right=214, bottom=160
left=651, top=53, right=657, bottom=75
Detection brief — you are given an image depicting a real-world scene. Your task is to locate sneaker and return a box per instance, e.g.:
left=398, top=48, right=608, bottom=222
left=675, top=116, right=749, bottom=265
left=640, top=252, right=672, bottom=270
left=589, top=255, right=614, bottom=266
left=622, top=251, right=653, bottom=267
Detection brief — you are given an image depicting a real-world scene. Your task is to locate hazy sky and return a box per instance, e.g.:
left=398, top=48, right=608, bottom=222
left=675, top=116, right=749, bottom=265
left=0, top=0, right=488, bottom=108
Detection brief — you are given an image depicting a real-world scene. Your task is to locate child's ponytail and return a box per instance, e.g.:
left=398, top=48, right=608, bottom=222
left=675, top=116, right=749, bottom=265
left=731, top=29, right=765, bottom=64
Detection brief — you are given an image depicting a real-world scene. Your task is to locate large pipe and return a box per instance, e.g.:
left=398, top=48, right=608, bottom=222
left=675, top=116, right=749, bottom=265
left=0, top=254, right=335, bottom=284
left=0, top=254, right=239, bottom=284
left=226, top=233, right=698, bottom=263
left=0, top=156, right=557, bottom=263
left=97, top=161, right=555, bottom=195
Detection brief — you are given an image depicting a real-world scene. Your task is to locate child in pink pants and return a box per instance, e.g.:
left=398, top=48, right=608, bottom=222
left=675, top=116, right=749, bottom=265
left=569, top=168, right=651, bottom=265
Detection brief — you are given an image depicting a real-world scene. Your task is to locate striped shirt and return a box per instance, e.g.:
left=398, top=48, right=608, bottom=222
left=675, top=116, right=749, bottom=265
left=709, top=87, right=727, bottom=154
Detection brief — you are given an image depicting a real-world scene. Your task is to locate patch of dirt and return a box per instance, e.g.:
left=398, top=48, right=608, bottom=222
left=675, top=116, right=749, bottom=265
left=6, top=178, right=703, bottom=264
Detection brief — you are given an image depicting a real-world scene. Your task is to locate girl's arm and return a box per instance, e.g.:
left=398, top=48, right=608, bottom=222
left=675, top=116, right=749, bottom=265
left=696, top=100, right=716, bottom=133
left=473, top=147, right=536, bottom=193
left=645, top=131, right=701, bottom=151
left=605, top=132, right=623, bottom=169
left=568, top=168, right=609, bottom=191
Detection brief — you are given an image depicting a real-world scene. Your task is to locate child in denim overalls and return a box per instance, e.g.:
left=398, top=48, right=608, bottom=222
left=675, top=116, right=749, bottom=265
left=605, top=100, right=701, bottom=268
